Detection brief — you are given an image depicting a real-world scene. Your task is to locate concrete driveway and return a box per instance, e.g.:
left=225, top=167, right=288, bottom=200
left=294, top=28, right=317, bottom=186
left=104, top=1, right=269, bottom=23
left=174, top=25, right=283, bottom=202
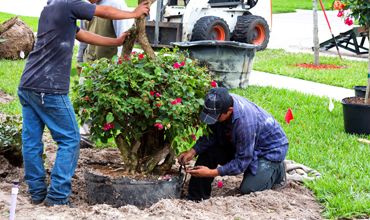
left=270, top=9, right=368, bottom=60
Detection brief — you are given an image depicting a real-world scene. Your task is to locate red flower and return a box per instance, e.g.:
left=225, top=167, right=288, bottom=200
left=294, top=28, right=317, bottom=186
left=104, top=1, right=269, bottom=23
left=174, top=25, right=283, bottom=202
left=126, top=58, right=129, bottom=61
left=138, top=54, right=144, bottom=60
left=150, top=91, right=155, bottom=96
left=345, top=17, right=353, bottom=26
left=180, top=62, right=185, bottom=66
left=85, top=97, right=89, bottom=101
left=157, top=103, right=161, bottom=107
left=124, top=55, right=127, bottom=58
left=211, top=81, right=217, bottom=87
left=337, top=11, right=344, bottom=17
left=333, top=1, right=342, bottom=9
left=217, top=181, right=223, bottom=188
left=190, top=134, right=196, bottom=141
left=173, top=63, right=181, bottom=68
left=118, top=60, right=122, bottom=64
left=154, top=123, right=163, bottom=129
left=156, top=93, right=162, bottom=97
left=171, top=98, right=182, bottom=105
left=104, top=122, right=114, bottom=131
left=195, top=121, right=199, bottom=126
left=132, top=51, right=136, bottom=54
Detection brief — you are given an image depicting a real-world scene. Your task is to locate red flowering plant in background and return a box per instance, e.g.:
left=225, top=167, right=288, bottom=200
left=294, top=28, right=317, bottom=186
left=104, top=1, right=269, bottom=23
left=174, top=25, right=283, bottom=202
left=72, top=48, right=214, bottom=174
left=332, top=0, right=370, bottom=103
left=332, top=0, right=370, bottom=27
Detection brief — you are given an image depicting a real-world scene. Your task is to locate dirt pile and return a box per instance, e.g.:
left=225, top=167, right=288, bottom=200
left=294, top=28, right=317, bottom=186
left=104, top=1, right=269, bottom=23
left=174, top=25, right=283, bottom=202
left=0, top=16, right=35, bottom=60
left=0, top=129, right=323, bottom=219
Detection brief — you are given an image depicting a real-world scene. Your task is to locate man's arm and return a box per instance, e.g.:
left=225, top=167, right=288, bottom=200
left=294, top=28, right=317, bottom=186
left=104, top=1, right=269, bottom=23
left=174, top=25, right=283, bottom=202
left=77, top=21, right=88, bottom=62
left=75, top=29, right=129, bottom=46
left=111, top=1, right=134, bottom=56
left=94, top=1, right=150, bottom=20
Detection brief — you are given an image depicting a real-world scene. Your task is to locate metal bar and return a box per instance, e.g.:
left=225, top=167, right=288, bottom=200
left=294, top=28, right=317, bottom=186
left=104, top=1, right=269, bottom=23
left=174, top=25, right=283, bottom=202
left=154, top=0, right=163, bottom=45
left=209, top=2, right=241, bottom=7
left=318, top=0, right=345, bottom=64
left=352, top=32, right=360, bottom=54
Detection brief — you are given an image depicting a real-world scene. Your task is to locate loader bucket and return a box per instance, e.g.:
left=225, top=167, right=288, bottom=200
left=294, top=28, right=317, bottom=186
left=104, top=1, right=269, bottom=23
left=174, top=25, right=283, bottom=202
left=171, top=41, right=258, bottom=89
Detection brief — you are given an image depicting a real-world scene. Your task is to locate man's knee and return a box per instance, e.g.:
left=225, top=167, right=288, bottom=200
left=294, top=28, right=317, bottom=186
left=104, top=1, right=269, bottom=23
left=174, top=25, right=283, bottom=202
left=239, top=183, right=263, bottom=195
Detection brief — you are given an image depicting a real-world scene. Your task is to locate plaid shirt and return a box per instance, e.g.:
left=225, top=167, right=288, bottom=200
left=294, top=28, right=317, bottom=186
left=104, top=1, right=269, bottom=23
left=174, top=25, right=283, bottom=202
left=192, top=94, right=289, bottom=176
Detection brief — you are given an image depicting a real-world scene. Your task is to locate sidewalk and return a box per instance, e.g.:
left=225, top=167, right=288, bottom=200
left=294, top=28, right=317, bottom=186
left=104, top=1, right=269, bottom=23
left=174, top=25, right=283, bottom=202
left=249, top=70, right=353, bottom=101
left=0, top=3, right=361, bottom=101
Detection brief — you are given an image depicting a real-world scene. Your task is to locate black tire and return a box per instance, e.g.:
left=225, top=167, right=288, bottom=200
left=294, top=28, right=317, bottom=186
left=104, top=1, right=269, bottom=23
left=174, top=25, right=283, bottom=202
left=232, top=15, right=270, bottom=50
left=191, top=16, right=230, bottom=41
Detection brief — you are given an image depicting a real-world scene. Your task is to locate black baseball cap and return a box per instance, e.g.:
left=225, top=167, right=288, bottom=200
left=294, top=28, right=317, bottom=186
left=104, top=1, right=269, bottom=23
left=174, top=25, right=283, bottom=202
left=199, top=87, right=232, bottom=125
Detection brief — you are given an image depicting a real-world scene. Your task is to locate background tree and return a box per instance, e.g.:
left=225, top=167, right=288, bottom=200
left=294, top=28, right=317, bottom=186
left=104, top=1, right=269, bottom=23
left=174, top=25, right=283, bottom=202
left=313, top=0, right=320, bottom=66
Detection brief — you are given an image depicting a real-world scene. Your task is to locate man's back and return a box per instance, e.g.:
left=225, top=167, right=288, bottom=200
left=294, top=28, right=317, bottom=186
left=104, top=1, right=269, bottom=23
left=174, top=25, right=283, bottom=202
left=19, top=0, right=96, bottom=94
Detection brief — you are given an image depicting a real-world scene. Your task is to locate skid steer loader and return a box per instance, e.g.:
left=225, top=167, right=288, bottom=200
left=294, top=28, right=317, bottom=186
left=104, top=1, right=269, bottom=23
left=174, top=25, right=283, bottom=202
left=144, top=0, right=271, bottom=50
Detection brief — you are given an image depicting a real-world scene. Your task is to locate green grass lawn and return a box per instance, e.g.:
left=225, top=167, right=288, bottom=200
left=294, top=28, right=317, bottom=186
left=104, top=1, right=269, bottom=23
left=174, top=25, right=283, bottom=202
left=272, top=0, right=333, bottom=13
left=254, top=49, right=368, bottom=89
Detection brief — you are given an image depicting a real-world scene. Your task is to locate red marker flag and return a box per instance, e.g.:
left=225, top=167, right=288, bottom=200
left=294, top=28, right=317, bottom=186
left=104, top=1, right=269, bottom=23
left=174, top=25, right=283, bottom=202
left=284, top=108, right=294, bottom=124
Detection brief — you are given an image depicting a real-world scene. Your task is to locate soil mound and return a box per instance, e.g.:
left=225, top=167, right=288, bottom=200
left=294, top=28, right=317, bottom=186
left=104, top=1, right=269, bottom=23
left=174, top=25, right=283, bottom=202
left=0, top=107, right=323, bottom=219
left=0, top=17, right=35, bottom=60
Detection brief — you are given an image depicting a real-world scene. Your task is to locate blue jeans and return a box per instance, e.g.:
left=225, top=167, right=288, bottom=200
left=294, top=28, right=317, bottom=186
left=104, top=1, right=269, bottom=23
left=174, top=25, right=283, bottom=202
left=17, top=90, right=80, bottom=204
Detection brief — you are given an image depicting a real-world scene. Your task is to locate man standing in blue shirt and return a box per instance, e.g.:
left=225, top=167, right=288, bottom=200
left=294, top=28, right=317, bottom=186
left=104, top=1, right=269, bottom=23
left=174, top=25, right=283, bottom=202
left=179, top=87, right=289, bottom=201
left=17, top=0, right=149, bottom=207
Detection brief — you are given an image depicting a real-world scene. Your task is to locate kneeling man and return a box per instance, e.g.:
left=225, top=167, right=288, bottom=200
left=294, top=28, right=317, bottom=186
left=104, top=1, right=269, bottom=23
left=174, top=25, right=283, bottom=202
left=179, top=87, right=289, bottom=201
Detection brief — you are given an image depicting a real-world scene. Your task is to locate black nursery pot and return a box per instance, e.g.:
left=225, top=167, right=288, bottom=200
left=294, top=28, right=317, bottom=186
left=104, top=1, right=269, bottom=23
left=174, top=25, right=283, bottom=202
left=341, top=97, right=370, bottom=135
left=84, top=162, right=183, bottom=208
left=353, top=86, right=367, bottom=97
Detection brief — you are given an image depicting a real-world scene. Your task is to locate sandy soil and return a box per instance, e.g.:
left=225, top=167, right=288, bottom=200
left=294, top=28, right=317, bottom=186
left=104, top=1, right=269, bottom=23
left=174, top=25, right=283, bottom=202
left=0, top=90, right=15, bottom=104
left=0, top=109, right=324, bottom=220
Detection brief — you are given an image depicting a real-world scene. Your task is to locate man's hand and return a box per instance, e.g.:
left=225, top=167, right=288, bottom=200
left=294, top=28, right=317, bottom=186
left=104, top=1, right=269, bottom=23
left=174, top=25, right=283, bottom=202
left=116, top=31, right=130, bottom=46
left=178, top=148, right=196, bottom=166
left=133, top=1, right=150, bottom=18
left=76, top=64, right=82, bottom=76
left=187, top=166, right=219, bottom=178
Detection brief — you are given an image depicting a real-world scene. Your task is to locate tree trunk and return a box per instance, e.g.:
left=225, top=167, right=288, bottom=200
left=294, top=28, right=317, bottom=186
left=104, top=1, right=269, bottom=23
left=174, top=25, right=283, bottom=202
left=121, top=0, right=157, bottom=60
left=115, top=126, right=174, bottom=174
left=365, top=27, right=370, bottom=104
left=115, top=0, right=176, bottom=174
left=313, top=0, right=320, bottom=66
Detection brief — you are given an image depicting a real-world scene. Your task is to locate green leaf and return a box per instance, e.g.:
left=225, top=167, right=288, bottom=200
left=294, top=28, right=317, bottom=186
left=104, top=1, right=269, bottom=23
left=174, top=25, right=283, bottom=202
left=2, top=212, right=9, bottom=216
left=144, top=111, right=150, bottom=118
left=113, top=121, right=121, bottom=130
left=13, top=152, right=21, bottom=156
left=112, top=55, right=119, bottom=63
left=70, top=68, right=79, bottom=77
left=106, top=112, right=114, bottom=123
left=129, top=116, right=136, bottom=123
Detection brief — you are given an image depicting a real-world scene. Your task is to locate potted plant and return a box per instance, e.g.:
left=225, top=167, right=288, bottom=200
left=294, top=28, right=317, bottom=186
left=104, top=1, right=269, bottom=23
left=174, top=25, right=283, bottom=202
left=73, top=47, right=214, bottom=207
left=333, top=0, right=370, bottom=134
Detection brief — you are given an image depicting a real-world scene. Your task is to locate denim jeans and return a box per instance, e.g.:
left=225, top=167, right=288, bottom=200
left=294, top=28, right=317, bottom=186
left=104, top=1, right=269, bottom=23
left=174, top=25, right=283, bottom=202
left=17, top=90, right=80, bottom=204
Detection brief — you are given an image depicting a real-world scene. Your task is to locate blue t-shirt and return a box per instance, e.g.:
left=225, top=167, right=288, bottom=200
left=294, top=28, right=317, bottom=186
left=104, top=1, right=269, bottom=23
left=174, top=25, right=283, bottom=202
left=18, top=0, right=96, bottom=94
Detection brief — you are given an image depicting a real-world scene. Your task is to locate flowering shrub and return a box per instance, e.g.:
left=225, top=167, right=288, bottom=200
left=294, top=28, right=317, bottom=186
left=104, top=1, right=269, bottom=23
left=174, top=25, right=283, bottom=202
left=0, top=116, right=23, bottom=158
left=72, top=48, right=215, bottom=174
left=332, top=0, right=370, bottom=26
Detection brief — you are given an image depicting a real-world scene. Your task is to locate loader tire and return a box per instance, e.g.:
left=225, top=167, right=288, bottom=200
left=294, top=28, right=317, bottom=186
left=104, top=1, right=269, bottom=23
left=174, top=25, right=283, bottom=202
left=191, top=16, right=230, bottom=41
left=232, top=15, right=270, bottom=50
